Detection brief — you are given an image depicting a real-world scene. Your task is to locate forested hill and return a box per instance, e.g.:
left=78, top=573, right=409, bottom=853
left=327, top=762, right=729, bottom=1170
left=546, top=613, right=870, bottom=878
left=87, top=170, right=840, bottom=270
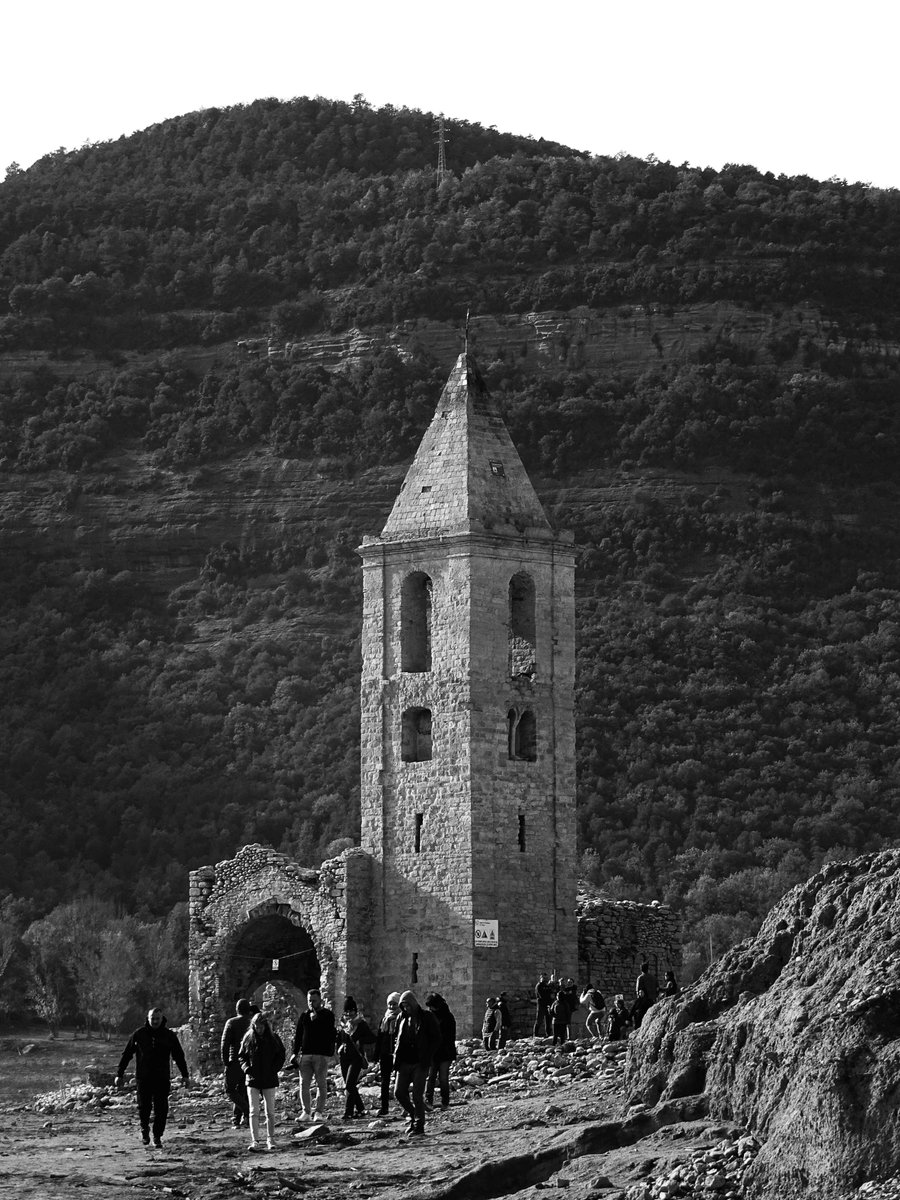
left=1, top=97, right=900, bottom=979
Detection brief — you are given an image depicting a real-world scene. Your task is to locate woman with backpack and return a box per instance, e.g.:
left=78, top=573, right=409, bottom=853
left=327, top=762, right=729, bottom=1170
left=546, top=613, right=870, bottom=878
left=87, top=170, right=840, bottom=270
left=579, top=983, right=606, bottom=1042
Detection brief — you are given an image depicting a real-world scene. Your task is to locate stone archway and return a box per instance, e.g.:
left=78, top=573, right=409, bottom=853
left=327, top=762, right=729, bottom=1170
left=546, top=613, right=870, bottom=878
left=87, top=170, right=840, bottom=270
left=222, top=906, right=321, bottom=1001
left=219, top=906, right=321, bottom=1052
left=188, top=843, right=372, bottom=1075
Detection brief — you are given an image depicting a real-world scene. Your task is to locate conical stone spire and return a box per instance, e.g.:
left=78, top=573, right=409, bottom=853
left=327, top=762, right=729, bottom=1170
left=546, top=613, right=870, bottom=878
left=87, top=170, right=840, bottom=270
left=381, top=352, right=553, bottom=542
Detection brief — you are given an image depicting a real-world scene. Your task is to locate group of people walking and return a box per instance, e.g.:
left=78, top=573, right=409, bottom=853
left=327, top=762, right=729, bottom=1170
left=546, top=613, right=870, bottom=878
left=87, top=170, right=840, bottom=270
left=534, top=963, right=680, bottom=1045
left=220, top=986, right=456, bottom=1145
left=116, top=963, right=681, bottom=1151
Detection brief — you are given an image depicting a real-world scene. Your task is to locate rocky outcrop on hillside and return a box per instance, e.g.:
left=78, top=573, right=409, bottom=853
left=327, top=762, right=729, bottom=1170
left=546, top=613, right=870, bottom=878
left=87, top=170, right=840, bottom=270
left=624, top=849, right=900, bottom=1200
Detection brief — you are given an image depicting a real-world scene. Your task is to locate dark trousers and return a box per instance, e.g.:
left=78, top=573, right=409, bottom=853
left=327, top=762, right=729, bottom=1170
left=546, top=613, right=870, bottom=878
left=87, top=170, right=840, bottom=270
left=551, top=1018, right=568, bottom=1046
left=534, top=1005, right=551, bottom=1036
left=137, top=1080, right=170, bottom=1140
left=394, top=1062, right=428, bottom=1128
left=425, top=1058, right=450, bottom=1107
left=341, top=1058, right=365, bottom=1117
left=378, top=1056, right=394, bottom=1112
left=224, top=1061, right=249, bottom=1124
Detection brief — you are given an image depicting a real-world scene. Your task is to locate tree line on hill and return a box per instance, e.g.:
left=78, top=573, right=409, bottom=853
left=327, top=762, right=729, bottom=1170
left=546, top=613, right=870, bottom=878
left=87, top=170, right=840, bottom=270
left=0, top=98, right=899, bottom=1011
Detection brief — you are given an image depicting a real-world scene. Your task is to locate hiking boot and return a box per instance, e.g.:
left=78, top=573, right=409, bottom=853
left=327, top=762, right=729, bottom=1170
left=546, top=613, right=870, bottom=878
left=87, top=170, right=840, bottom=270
left=152, top=1138, right=163, bottom=1149
left=141, top=1132, right=150, bottom=1146
left=266, top=1140, right=275, bottom=1151
left=411, top=1121, right=425, bottom=1136
left=376, top=1108, right=389, bottom=1117
left=248, top=1141, right=263, bottom=1152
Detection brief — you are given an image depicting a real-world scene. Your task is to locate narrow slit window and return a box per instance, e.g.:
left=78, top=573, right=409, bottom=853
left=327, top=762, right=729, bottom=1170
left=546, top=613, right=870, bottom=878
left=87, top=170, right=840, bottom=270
left=402, top=707, right=432, bottom=762
left=415, top=812, right=423, bottom=853
left=518, top=814, right=526, bottom=852
left=411, top=952, right=418, bottom=984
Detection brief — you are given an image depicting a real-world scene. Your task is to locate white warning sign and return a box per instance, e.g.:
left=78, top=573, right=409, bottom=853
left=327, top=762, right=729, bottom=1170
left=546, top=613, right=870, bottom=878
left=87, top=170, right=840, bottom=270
left=474, top=919, right=499, bottom=948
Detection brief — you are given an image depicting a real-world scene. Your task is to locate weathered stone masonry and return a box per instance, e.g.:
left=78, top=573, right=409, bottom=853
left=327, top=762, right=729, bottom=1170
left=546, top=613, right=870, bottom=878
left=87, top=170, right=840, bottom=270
left=187, top=349, right=681, bottom=1070
left=188, top=844, right=371, bottom=1074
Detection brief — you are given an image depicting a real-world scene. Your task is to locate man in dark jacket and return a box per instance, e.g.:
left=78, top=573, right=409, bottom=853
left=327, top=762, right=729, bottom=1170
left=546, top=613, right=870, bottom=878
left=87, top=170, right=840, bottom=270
left=632, top=961, right=659, bottom=1028
left=220, top=998, right=253, bottom=1127
left=116, top=1007, right=189, bottom=1148
left=533, top=973, right=554, bottom=1036
left=290, top=988, right=336, bottom=1121
left=392, top=990, right=440, bottom=1136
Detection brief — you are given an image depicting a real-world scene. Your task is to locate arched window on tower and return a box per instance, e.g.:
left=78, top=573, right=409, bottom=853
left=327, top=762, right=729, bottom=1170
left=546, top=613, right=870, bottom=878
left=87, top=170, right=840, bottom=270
left=401, top=572, right=432, bottom=672
left=402, top=707, right=433, bottom=762
left=507, top=708, right=537, bottom=762
left=508, top=572, right=536, bottom=678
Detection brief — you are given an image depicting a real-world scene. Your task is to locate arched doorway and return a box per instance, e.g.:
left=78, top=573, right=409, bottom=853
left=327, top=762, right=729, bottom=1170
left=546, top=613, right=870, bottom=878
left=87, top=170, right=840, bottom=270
left=222, top=911, right=321, bottom=1047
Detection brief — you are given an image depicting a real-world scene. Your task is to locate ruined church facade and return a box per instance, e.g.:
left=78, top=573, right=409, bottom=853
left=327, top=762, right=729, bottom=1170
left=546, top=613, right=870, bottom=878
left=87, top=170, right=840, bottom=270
left=188, top=351, right=578, bottom=1069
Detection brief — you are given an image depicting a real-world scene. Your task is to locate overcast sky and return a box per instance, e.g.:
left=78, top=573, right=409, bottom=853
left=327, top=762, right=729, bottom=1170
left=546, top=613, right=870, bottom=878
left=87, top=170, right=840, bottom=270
left=4, top=0, right=895, bottom=187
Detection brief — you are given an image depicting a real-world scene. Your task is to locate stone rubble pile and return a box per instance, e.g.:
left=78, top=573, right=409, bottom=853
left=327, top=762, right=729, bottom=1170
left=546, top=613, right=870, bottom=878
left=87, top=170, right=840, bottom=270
left=623, top=1132, right=760, bottom=1200
left=32, top=1083, right=119, bottom=1114
left=328, top=1034, right=628, bottom=1107
left=445, top=1035, right=628, bottom=1097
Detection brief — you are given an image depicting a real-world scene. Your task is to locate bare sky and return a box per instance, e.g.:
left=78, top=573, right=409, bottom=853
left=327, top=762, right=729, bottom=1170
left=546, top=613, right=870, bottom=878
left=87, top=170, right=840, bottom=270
left=3, top=0, right=895, bottom=186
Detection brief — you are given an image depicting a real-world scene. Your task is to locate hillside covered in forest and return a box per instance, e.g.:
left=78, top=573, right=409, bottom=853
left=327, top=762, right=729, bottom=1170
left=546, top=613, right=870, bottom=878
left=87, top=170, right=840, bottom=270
left=1, top=95, right=899, bottom=994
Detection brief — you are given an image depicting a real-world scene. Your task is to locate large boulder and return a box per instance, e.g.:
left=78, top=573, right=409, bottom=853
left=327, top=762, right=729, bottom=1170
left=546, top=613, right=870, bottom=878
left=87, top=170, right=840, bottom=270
left=624, top=849, right=900, bottom=1199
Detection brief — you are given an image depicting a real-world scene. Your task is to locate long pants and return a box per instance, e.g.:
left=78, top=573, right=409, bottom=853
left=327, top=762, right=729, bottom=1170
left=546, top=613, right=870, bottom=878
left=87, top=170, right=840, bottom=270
left=551, top=1018, right=568, bottom=1046
left=136, top=1080, right=170, bottom=1141
left=299, top=1054, right=329, bottom=1115
left=378, top=1056, right=394, bottom=1113
left=425, top=1059, right=450, bottom=1107
left=224, top=1061, right=249, bottom=1124
left=247, top=1086, right=276, bottom=1144
left=534, top=1005, right=551, bottom=1036
left=341, top=1058, right=365, bottom=1117
left=394, top=1062, right=428, bottom=1128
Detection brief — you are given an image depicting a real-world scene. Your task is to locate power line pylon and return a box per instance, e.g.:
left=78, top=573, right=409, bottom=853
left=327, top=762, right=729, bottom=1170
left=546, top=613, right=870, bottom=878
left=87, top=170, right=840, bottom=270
left=435, top=115, right=448, bottom=187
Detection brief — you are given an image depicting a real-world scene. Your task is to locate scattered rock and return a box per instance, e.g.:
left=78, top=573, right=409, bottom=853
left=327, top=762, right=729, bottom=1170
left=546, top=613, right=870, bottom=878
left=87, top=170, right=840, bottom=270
left=626, top=849, right=900, bottom=1200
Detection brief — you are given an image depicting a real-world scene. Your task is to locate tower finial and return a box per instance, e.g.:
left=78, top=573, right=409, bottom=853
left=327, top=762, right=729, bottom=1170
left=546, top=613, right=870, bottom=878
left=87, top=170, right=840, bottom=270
left=464, top=308, right=471, bottom=356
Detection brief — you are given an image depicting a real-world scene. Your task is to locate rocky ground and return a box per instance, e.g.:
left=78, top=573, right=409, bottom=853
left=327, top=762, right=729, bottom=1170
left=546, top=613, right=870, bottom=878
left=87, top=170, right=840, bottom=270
left=1, top=1032, right=895, bottom=1200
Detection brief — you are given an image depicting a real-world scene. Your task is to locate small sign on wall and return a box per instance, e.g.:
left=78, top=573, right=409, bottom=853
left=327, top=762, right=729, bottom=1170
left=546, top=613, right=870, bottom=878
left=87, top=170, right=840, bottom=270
left=272, top=959, right=280, bottom=971
left=474, top=919, right=499, bottom=948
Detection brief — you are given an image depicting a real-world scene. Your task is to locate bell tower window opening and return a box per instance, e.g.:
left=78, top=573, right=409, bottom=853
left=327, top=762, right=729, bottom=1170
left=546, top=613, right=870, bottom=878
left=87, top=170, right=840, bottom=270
left=518, top=813, right=526, bottom=852
left=509, top=572, right=536, bottom=678
left=402, top=707, right=433, bottom=762
left=401, top=572, right=432, bottom=672
left=507, top=708, right=537, bottom=762
left=415, top=812, right=424, bottom=853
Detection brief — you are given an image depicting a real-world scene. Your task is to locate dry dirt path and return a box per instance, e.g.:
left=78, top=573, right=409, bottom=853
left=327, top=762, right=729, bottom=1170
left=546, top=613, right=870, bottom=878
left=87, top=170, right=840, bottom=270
left=0, top=1034, right=737, bottom=1200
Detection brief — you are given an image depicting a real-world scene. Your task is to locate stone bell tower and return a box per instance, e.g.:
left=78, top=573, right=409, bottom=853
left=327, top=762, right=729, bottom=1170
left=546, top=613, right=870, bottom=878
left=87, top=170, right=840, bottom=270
left=358, top=351, right=576, bottom=1034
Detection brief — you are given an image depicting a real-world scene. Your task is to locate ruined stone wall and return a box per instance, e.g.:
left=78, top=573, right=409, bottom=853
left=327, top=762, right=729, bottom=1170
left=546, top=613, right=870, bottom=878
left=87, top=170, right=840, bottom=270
left=576, top=895, right=682, bottom=1002
left=188, top=843, right=371, bottom=1075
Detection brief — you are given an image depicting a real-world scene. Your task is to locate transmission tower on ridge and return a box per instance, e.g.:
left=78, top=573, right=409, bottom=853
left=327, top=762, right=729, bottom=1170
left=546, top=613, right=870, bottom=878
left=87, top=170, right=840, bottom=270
left=435, top=114, right=448, bottom=186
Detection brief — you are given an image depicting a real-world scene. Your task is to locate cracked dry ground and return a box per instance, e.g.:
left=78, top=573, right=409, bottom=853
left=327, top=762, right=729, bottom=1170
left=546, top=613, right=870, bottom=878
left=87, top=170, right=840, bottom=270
left=0, top=1056, right=733, bottom=1200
